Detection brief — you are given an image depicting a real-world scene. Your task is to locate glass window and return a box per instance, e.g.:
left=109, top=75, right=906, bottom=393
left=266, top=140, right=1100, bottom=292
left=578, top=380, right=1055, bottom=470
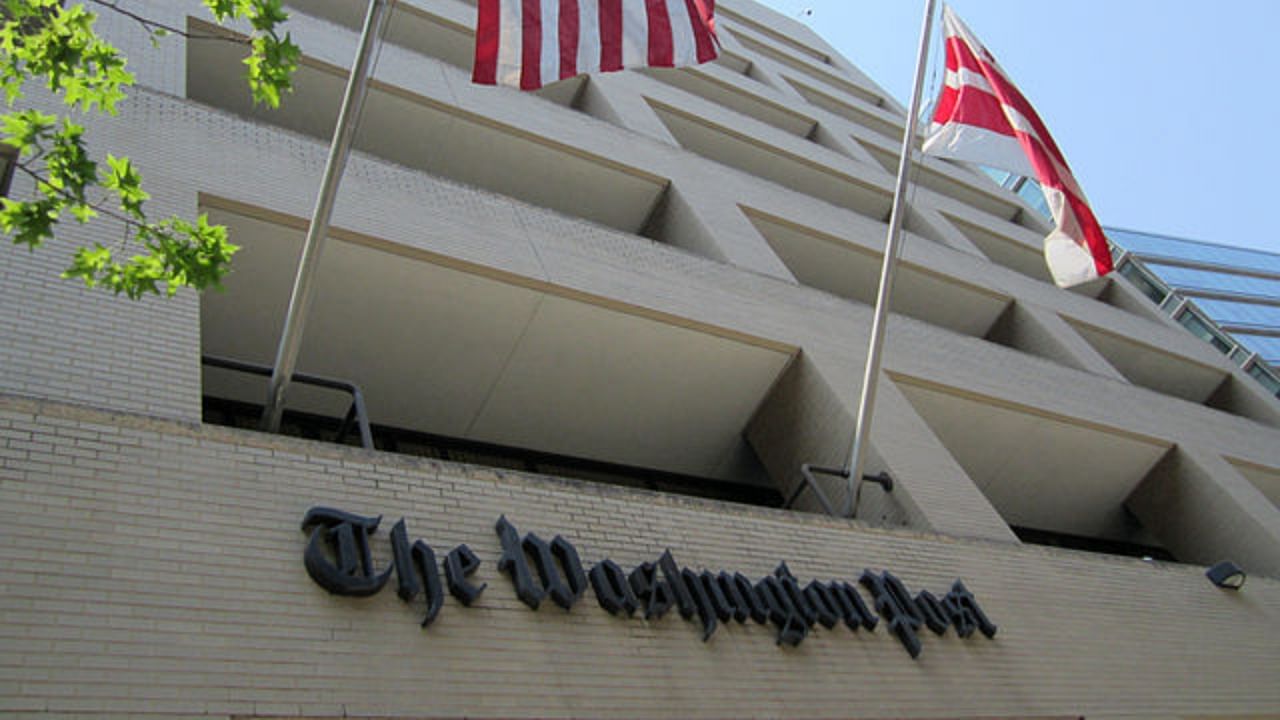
left=1176, top=310, right=1233, bottom=354
left=981, top=167, right=1014, bottom=186
left=1015, top=180, right=1051, bottom=218
left=1144, top=264, right=1280, bottom=301
left=1247, top=363, right=1280, bottom=396
left=1194, top=298, right=1280, bottom=328
left=1232, top=335, right=1280, bottom=367
left=1117, top=262, right=1168, bottom=305
left=1108, top=228, right=1280, bottom=276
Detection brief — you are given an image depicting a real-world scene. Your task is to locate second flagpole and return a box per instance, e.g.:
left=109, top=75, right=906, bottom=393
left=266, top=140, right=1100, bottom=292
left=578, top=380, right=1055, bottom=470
left=843, top=0, right=938, bottom=516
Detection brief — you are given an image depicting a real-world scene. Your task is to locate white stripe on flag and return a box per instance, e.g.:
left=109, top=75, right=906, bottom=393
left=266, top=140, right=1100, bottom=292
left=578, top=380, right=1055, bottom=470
left=620, top=0, right=650, bottom=68
left=923, top=122, right=1036, bottom=179
left=577, top=0, right=601, bottom=76
left=924, top=4, right=1111, bottom=288
left=496, top=0, right=523, bottom=86
left=667, top=0, right=696, bottom=65
left=539, top=0, right=561, bottom=84
left=474, top=0, right=720, bottom=90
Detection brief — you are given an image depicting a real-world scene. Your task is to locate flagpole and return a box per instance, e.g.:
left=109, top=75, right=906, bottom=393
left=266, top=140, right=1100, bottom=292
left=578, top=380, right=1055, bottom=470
left=844, top=0, right=937, bottom=516
left=262, top=0, right=393, bottom=433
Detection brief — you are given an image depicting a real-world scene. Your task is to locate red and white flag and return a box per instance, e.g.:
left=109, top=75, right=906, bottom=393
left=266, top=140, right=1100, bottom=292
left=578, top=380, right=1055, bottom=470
left=473, top=0, right=719, bottom=91
left=923, top=5, right=1112, bottom=287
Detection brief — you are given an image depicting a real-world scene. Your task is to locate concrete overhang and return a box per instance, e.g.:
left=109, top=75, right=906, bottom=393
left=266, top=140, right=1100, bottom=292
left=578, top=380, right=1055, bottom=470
left=893, top=376, right=1172, bottom=541
left=198, top=202, right=795, bottom=483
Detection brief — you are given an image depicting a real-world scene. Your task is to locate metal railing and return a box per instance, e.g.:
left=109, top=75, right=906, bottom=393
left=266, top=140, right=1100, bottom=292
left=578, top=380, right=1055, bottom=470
left=201, top=355, right=374, bottom=450
left=785, top=463, right=893, bottom=518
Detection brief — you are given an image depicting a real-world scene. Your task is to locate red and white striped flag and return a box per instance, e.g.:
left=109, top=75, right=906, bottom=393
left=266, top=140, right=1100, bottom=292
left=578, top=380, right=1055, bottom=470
left=923, top=5, right=1113, bottom=287
left=473, top=0, right=719, bottom=91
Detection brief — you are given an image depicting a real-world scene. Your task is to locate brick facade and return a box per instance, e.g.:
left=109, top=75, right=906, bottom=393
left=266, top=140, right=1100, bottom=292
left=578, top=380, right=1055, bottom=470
left=2, top=1, right=1279, bottom=717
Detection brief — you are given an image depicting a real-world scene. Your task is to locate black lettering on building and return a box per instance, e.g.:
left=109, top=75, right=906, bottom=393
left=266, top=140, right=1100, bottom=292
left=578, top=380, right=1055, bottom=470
left=943, top=580, right=998, bottom=639
left=301, top=507, right=393, bottom=597
left=774, top=563, right=817, bottom=629
left=496, top=517, right=588, bottom=611
left=802, top=581, right=840, bottom=630
left=521, top=532, right=576, bottom=610
left=913, top=589, right=950, bottom=636
left=495, top=515, right=545, bottom=609
left=389, top=519, right=445, bottom=626
left=861, top=570, right=924, bottom=658
left=732, top=572, right=769, bottom=624
left=755, top=574, right=807, bottom=646
left=697, top=571, right=734, bottom=623
left=551, top=536, right=589, bottom=604
left=444, top=544, right=486, bottom=606
left=629, top=561, right=674, bottom=619
left=828, top=581, right=878, bottom=632
left=302, top=509, right=998, bottom=657
left=659, top=551, right=696, bottom=620
left=589, top=559, right=638, bottom=616
left=680, top=568, right=718, bottom=641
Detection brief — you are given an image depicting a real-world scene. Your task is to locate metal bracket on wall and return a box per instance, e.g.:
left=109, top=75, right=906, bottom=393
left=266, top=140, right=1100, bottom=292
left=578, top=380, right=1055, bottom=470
left=786, top=464, right=893, bottom=519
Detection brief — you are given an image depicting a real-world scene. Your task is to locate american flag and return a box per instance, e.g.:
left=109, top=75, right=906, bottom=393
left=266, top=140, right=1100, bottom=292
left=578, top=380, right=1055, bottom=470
left=473, top=0, right=719, bottom=91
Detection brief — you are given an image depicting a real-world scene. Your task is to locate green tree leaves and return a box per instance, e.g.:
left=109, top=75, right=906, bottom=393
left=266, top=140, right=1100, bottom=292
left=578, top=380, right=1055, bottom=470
left=202, top=0, right=299, bottom=108
left=1, top=0, right=298, bottom=298
left=0, top=0, right=131, bottom=112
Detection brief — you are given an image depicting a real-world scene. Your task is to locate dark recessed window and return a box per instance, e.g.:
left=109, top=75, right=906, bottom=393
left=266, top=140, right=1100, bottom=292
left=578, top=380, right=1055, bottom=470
left=1117, top=261, right=1168, bottom=305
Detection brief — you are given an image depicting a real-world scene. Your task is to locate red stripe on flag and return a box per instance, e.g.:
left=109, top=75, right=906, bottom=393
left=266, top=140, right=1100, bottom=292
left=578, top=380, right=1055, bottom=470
left=945, top=37, right=1068, bottom=170
left=645, top=0, right=675, bottom=67
left=600, top=0, right=623, bottom=72
left=472, top=0, right=500, bottom=84
left=946, top=86, right=1017, bottom=138
left=1065, top=190, right=1115, bottom=276
left=559, top=0, right=580, bottom=81
left=932, top=85, right=957, bottom=125
left=1011, top=128, right=1111, bottom=274
left=945, top=35, right=983, bottom=75
left=519, top=0, right=542, bottom=90
left=1017, top=133, right=1063, bottom=191
left=684, top=0, right=718, bottom=63
left=926, top=8, right=1113, bottom=285
left=943, top=38, right=959, bottom=72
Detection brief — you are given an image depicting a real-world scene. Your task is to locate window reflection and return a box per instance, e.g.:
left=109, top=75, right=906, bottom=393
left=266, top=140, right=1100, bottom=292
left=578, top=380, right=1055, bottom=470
left=1176, top=310, right=1234, bottom=354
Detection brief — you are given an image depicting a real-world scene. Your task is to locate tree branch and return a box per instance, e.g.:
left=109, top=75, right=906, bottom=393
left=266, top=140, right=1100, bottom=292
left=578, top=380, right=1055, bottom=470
left=84, top=0, right=251, bottom=45
left=12, top=160, right=149, bottom=233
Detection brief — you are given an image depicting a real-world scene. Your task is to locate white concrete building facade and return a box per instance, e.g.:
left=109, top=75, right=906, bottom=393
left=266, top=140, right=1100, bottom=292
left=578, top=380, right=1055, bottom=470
left=2, top=1, right=1280, bottom=717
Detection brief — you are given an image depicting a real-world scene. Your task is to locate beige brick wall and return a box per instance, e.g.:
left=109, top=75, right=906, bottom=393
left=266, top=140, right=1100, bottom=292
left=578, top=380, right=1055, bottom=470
left=2, top=3, right=1280, bottom=717
left=2, top=396, right=1278, bottom=719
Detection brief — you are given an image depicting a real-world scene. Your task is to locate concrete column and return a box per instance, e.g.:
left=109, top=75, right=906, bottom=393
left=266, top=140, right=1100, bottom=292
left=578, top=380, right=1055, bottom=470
left=868, top=374, right=1020, bottom=543
left=1128, top=445, right=1280, bottom=579
left=663, top=185, right=799, bottom=281
left=575, top=74, right=681, bottom=146
left=904, top=205, right=988, bottom=259
left=746, top=353, right=1018, bottom=543
left=1099, top=273, right=1177, bottom=326
left=986, top=302, right=1129, bottom=383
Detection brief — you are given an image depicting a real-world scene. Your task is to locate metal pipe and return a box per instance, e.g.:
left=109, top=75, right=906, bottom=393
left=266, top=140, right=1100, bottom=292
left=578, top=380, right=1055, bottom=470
left=844, top=0, right=938, bottom=516
left=204, top=355, right=375, bottom=450
left=791, top=464, right=842, bottom=517
left=262, top=0, right=392, bottom=433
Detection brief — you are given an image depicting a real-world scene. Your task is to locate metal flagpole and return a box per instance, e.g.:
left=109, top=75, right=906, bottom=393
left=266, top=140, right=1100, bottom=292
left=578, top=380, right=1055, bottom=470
left=262, top=0, right=393, bottom=433
left=843, top=0, right=938, bottom=516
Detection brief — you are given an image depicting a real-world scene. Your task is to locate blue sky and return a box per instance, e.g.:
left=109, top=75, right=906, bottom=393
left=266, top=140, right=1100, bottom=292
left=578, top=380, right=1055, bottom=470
left=752, top=1, right=1278, bottom=255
